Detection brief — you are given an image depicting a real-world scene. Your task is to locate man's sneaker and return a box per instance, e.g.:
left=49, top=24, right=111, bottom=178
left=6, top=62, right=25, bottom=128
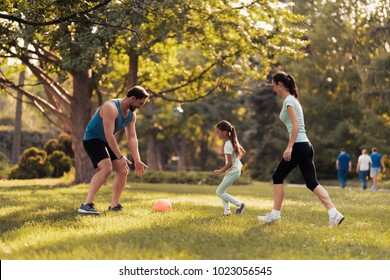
left=108, top=204, right=123, bottom=212
left=78, top=203, right=99, bottom=215
left=236, top=203, right=246, bottom=215
left=328, top=211, right=344, bottom=227
left=257, top=212, right=281, bottom=224
left=223, top=210, right=232, bottom=216
left=371, top=186, right=379, bottom=191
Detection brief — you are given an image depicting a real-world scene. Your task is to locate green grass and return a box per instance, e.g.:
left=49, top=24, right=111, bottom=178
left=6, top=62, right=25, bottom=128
left=0, top=178, right=389, bottom=260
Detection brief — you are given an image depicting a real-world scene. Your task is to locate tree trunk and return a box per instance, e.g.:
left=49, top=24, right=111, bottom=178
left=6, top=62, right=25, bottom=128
left=146, top=129, right=164, bottom=170
left=71, top=70, right=95, bottom=183
left=128, top=53, right=138, bottom=88
left=126, top=52, right=164, bottom=170
left=177, top=137, right=187, bottom=171
left=199, top=133, right=209, bottom=171
left=11, top=71, right=25, bottom=164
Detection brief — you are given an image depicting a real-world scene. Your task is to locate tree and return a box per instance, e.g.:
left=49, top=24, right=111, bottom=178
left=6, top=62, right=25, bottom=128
left=0, top=0, right=308, bottom=182
left=282, top=0, right=389, bottom=177
left=11, top=70, right=24, bottom=164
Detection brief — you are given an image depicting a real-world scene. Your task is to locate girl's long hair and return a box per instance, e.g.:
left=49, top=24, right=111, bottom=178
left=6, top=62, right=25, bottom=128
left=273, top=71, right=299, bottom=99
left=216, top=120, right=245, bottom=157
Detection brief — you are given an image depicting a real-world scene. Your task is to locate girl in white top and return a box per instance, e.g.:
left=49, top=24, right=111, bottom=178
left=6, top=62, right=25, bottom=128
left=356, top=149, right=372, bottom=190
left=214, top=120, right=246, bottom=216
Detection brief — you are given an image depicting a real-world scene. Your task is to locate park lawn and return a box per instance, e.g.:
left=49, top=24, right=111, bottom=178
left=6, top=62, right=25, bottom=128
left=0, top=178, right=389, bottom=260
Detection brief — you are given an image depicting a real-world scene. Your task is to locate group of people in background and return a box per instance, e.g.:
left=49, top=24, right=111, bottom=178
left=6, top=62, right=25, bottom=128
left=336, top=147, right=387, bottom=191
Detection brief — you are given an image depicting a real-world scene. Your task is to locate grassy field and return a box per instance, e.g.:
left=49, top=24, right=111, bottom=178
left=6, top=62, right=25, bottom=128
left=0, top=178, right=389, bottom=260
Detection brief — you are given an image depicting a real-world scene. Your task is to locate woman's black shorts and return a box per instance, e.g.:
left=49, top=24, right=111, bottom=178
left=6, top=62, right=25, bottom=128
left=272, top=142, right=319, bottom=191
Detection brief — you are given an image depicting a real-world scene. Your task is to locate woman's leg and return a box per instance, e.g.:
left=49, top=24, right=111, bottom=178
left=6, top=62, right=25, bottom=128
left=273, top=184, right=284, bottom=211
left=313, top=185, right=334, bottom=210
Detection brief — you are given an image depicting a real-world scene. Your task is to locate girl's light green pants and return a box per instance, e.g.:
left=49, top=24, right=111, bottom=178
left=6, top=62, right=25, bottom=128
left=216, top=171, right=241, bottom=212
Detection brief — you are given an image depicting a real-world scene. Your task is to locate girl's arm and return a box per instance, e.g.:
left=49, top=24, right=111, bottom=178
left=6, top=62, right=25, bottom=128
left=213, top=154, right=233, bottom=176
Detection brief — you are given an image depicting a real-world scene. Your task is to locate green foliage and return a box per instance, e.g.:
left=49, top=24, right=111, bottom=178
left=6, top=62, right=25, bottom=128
left=8, top=147, right=50, bottom=179
left=43, top=138, right=58, bottom=155
left=0, top=180, right=389, bottom=260
left=277, top=0, right=389, bottom=178
left=43, top=133, right=74, bottom=158
left=8, top=133, right=74, bottom=179
left=57, top=133, right=74, bottom=157
left=47, top=150, right=72, bottom=178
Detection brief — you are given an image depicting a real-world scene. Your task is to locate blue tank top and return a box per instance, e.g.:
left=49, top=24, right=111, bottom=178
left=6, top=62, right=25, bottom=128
left=83, top=99, right=133, bottom=142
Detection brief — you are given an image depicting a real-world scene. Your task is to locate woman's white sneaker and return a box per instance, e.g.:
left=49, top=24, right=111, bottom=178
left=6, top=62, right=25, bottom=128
left=329, top=212, right=344, bottom=227
left=257, top=212, right=281, bottom=224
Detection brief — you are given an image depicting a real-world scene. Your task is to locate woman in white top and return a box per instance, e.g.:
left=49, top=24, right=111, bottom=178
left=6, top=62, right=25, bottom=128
left=214, top=120, right=246, bottom=216
left=356, top=149, right=372, bottom=190
left=258, top=71, right=344, bottom=227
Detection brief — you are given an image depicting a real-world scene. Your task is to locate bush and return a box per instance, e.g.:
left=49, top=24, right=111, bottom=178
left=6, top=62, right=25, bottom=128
left=43, top=133, right=73, bottom=157
left=8, top=132, right=75, bottom=179
left=47, top=151, right=72, bottom=178
left=43, top=139, right=59, bottom=155
left=57, top=133, right=74, bottom=157
left=9, top=147, right=51, bottom=179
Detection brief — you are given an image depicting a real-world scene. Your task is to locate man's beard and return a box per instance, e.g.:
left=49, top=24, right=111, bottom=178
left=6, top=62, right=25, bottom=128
left=129, top=105, right=137, bottom=112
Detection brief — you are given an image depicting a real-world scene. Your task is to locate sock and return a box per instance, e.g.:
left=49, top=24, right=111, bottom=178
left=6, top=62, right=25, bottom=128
left=328, top=207, right=337, bottom=217
left=271, top=209, right=281, bottom=217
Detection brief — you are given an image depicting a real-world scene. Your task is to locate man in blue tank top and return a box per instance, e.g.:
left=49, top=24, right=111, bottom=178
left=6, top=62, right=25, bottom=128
left=78, top=86, right=149, bottom=215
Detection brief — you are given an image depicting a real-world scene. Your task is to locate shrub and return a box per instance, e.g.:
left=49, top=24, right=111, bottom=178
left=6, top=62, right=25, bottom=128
left=47, top=151, right=72, bottom=178
left=57, top=133, right=74, bottom=157
left=43, top=139, right=59, bottom=155
left=9, top=147, right=50, bottom=179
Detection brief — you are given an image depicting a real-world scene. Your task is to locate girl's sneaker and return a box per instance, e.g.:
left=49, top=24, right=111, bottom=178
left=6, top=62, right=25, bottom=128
left=223, top=210, right=232, bottom=216
left=236, top=203, right=246, bottom=214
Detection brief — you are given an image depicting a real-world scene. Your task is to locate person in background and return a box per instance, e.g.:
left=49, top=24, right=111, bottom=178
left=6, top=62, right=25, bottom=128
left=336, top=148, right=352, bottom=189
left=78, top=86, right=149, bottom=215
left=356, top=149, right=372, bottom=190
left=213, top=120, right=246, bottom=216
left=257, top=71, right=344, bottom=227
left=370, top=147, right=386, bottom=191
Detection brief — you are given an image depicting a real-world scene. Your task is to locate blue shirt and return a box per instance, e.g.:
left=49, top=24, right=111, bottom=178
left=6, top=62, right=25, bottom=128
left=370, top=153, right=382, bottom=168
left=337, top=153, right=351, bottom=170
left=279, top=95, right=309, bottom=143
left=84, top=99, right=133, bottom=142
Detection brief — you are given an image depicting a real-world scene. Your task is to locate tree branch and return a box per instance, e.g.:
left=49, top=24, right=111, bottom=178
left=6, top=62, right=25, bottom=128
left=0, top=0, right=112, bottom=26
left=150, top=78, right=223, bottom=103
left=0, top=77, right=71, bottom=131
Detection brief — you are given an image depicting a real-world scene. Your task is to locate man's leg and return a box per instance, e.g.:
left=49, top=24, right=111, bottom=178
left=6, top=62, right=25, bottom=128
left=84, top=158, right=113, bottom=203
left=110, top=159, right=129, bottom=208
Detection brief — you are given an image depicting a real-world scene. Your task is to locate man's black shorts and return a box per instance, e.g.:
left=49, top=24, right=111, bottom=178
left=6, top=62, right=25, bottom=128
left=83, top=139, right=119, bottom=168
